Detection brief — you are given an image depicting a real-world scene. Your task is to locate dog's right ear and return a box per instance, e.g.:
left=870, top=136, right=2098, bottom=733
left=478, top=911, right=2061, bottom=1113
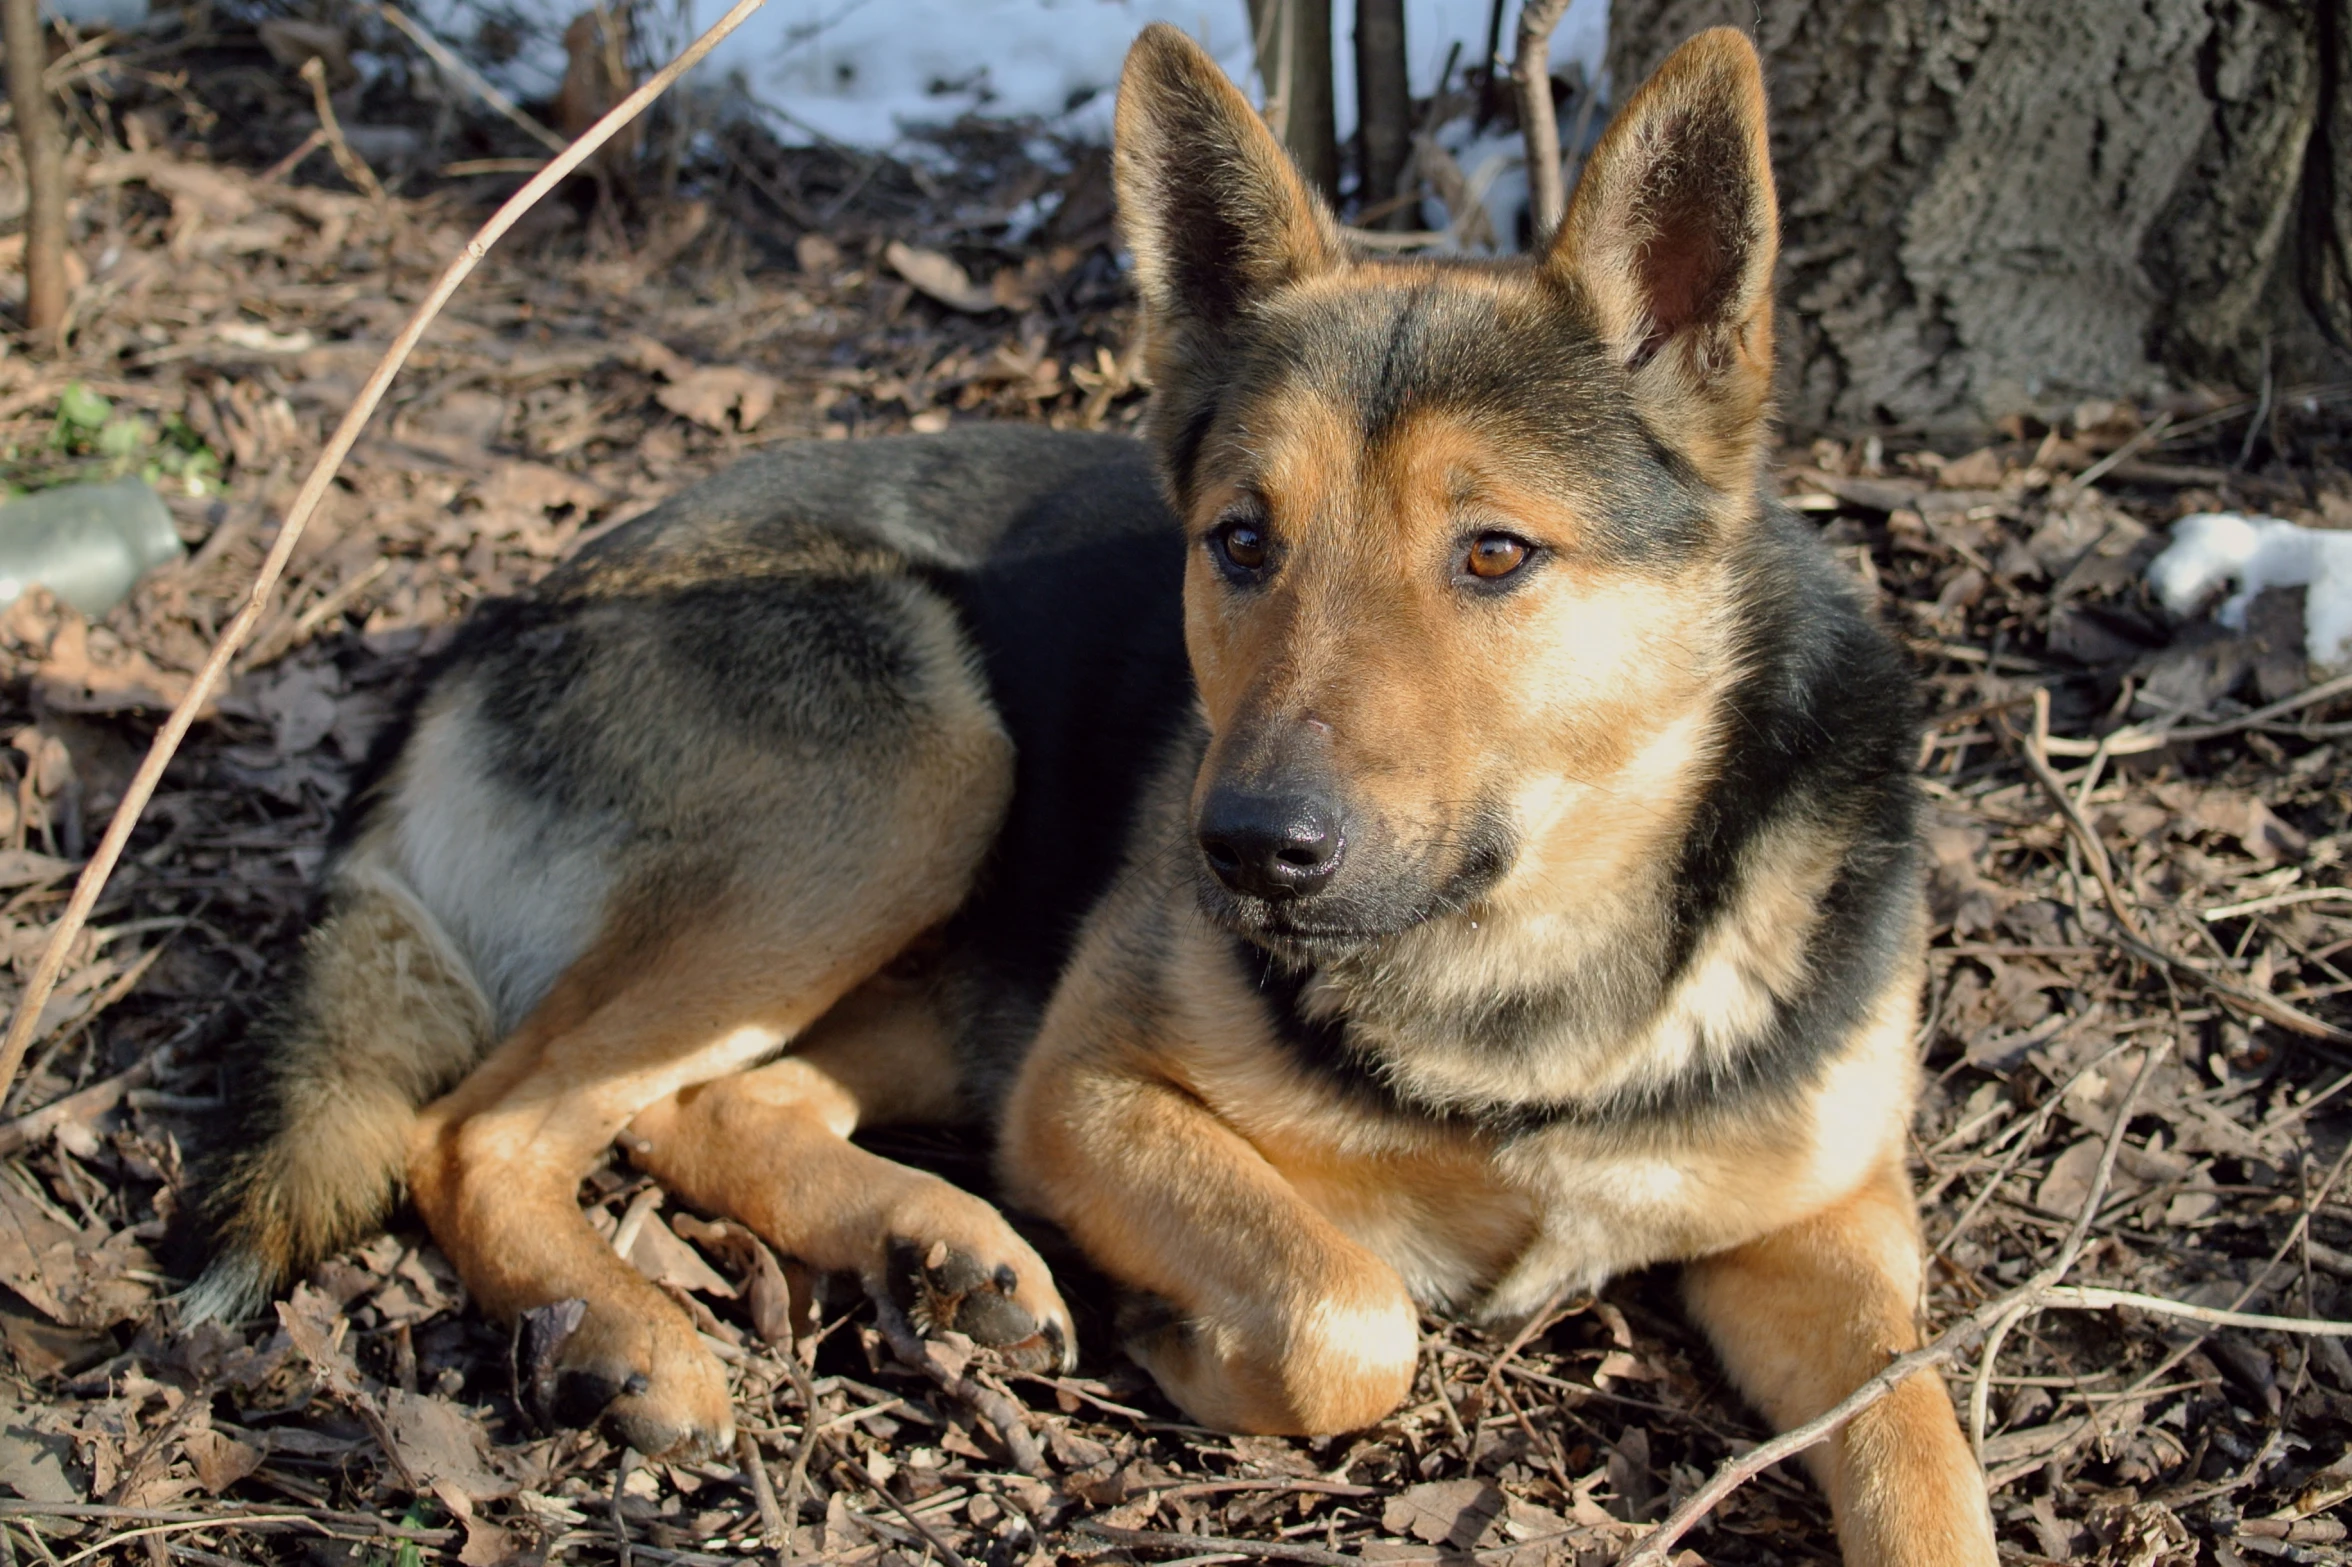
left=1114, top=23, right=1341, bottom=343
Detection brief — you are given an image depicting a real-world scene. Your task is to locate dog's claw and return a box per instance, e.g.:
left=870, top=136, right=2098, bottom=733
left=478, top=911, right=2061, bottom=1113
left=513, top=1297, right=593, bottom=1430
left=508, top=1294, right=733, bottom=1460
left=885, top=1236, right=1071, bottom=1372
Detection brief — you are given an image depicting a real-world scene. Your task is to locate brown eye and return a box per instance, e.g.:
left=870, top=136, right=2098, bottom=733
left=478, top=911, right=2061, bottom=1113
left=1218, top=522, right=1268, bottom=572
left=1466, top=532, right=1530, bottom=580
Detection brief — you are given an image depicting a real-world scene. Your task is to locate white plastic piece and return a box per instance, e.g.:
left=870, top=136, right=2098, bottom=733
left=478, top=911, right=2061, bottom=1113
left=2145, top=511, right=2352, bottom=671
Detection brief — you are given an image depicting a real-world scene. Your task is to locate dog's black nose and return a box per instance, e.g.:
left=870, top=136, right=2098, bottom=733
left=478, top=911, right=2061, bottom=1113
left=1197, top=790, right=1342, bottom=900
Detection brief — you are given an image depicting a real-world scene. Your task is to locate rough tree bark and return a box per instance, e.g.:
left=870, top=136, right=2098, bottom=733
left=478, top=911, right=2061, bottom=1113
left=3, top=0, right=68, bottom=344
left=1355, top=0, right=1411, bottom=226
left=1609, top=0, right=2352, bottom=436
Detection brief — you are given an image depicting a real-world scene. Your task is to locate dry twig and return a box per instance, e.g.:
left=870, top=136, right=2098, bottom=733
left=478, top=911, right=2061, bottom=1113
left=1512, top=0, right=1573, bottom=238
left=378, top=2, right=570, bottom=155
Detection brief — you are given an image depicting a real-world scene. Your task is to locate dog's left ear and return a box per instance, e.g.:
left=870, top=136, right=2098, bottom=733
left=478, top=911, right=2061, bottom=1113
left=1543, top=29, right=1777, bottom=468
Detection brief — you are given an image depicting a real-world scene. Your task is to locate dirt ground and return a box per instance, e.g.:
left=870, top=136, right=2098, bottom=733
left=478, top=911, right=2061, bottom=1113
left=0, top=13, right=2348, bottom=1567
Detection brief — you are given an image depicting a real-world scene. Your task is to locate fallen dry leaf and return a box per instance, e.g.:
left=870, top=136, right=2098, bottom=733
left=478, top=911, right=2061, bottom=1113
left=182, top=1427, right=264, bottom=1494
left=382, top=1390, right=514, bottom=1501
left=622, top=1210, right=736, bottom=1298
left=886, top=240, right=998, bottom=313
left=1384, top=1478, right=1506, bottom=1548
left=656, top=367, right=779, bottom=434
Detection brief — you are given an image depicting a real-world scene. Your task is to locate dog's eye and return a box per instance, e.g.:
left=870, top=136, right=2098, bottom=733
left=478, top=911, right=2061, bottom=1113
left=1214, top=520, right=1269, bottom=575
left=1464, top=532, right=1531, bottom=581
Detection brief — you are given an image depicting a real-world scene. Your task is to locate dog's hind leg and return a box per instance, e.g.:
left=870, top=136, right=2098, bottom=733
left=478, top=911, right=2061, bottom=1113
left=406, top=876, right=975, bottom=1460
left=1681, top=1154, right=1996, bottom=1567
left=622, top=980, right=1074, bottom=1369
left=406, top=635, right=1015, bottom=1460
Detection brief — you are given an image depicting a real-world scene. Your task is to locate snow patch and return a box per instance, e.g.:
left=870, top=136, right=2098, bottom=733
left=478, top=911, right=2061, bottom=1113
left=2146, top=512, right=2352, bottom=671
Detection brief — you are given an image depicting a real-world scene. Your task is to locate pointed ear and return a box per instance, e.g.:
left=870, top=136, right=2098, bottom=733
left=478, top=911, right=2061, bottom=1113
left=1544, top=29, right=1778, bottom=452
left=1114, top=23, right=1341, bottom=340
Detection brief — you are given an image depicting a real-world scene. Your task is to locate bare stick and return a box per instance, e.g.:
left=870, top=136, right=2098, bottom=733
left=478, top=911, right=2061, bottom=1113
left=735, top=1427, right=787, bottom=1549
left=1074, top=1520, right=1356, bottom=1566
left=301, top=57, right=385, bottom=201
left=54, top=1517, right=314, bottom=1567
left=831, top=1459, right=973, bottom=1567
left=378, top=2, right=569, bottom=155
left=2035, top=1287, right=2352, bottom=1336
left=2, top=0, right=68, bottom=342
left=774, top=1343, right=824, bottom=1555
left=2038, top=669, right=2352, bottom=758
left=1968, top=1034, right=2168, bottom=1455
left=0, top=1035, right=172, bottom=1159
left=608, top=1451, right=636, bottom=1567
left=0, top=0, right=779, bottom=1107
left=1513, top=0, right=1572, bottom=239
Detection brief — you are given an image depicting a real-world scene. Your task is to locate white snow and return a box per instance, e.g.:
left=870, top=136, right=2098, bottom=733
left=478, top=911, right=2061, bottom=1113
left=2146, top=512, right=2352, bottom=672
left=54, top=0, right=1611, bottom=248
left=667, top=0, right=1609, bottom=154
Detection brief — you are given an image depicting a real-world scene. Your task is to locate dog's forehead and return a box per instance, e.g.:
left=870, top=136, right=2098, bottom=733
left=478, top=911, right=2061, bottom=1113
left=1200, top=271, right=1716, bottom=557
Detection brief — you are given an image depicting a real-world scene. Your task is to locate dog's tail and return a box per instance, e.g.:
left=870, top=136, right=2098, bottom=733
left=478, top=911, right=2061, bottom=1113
left=183, top=866, right=494, bottom=1324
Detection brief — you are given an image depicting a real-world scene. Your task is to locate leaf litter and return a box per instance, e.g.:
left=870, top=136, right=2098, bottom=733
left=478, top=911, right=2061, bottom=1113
left=0, top=15, right=2346, bottom=1567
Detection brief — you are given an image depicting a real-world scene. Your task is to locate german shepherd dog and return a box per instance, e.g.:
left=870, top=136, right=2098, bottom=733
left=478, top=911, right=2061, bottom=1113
left=189, top=26, right=1997, bottom=1565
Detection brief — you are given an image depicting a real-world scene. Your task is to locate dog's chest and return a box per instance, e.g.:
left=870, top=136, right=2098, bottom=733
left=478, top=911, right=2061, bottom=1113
left=1194, top=1046, right=1902, bottom=1326
left=1258, top=1124, right=1740, bottom=1319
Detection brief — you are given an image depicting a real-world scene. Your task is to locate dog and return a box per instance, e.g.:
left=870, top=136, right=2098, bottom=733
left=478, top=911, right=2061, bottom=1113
left=188, top=25, right=1998, bottom=1566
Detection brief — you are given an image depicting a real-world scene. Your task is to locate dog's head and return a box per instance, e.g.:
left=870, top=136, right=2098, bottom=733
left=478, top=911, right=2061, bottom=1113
left=1114, top=24, right=1781, bottom=957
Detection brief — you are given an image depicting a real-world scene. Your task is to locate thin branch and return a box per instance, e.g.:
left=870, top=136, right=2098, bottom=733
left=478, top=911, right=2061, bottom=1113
left=55, top=1518, right=314, bottom=1567
left=774, top=1345, right=824, bottom=1556
left=2038, top=669, right=2352, bottom=758
left=2035, top=1286, right=2352, bottom=1336
left=379, top=2, right=570, bottom=154
left=1513, top=0, right=1573, bottom=239
left=1074, top=1520, right=1356, bottom=1566
left=2, top=0, right=69, bottom=343
left=0, top=1502, right=450, bottom=1545
left=871, top=1299, right=1048, bottom=1476
left=735, top=1428, right=787, bottom=1550
left=831, top=1460, right=972, bottom=1567
left=0, top=0, right=781, bottom=1107
left=300, top=56, right=385, bottom=201
left=1968, top=1034, right=2168, bottom=1456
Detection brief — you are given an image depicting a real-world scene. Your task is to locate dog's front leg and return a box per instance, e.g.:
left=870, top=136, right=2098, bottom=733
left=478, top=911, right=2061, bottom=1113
left=1680, top=1155, right=1996, bottom=1567
left=1001, top=1034, right=1418, bottom=1436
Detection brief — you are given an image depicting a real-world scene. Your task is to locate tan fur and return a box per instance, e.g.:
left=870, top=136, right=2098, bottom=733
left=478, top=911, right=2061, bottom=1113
left=202, top=30, right=1991, bottom=1565
left=1001, top=24, right=1995, bottom=1567
left=1685, top=1155, right=2000, bottom=1566
left=621, top=984, right=1068, bottom=1356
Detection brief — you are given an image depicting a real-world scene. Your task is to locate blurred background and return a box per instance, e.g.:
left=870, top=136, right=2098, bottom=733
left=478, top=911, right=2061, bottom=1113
left=0, top=5, right=2345, bottom=1566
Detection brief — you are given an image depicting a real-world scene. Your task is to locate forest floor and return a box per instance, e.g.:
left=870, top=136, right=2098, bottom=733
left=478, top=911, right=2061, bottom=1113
left=0, top=14, right=2349, bottom=1567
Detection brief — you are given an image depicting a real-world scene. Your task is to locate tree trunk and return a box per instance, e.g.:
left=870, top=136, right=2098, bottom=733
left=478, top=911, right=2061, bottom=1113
left=1249, top=0, right=1339, bottom=201
left=1608, top=0, right=2352, bottom=436
left=3, top=0, right=67, bottom=344
left=1355, top=0, right=1411, bottom=226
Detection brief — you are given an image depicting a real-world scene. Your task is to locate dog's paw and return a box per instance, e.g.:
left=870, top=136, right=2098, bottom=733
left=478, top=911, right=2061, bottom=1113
left=512, top=1295, right=734, bottom=1460
left=878, top=1200, right=1074, bottom=1373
